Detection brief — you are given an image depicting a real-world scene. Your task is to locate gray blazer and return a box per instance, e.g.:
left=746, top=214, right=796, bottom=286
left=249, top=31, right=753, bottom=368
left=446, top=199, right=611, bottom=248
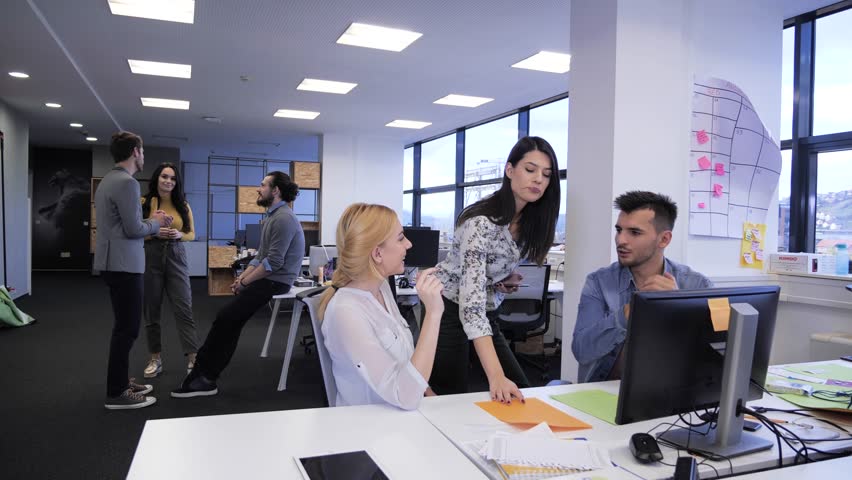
left=94, top=166, right=160, bottom=273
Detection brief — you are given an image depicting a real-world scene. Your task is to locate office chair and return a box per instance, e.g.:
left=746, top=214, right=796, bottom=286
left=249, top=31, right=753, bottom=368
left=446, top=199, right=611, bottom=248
left=295, top=286, right=337, bottom=407
left=496, top=264, right=553, bottom=380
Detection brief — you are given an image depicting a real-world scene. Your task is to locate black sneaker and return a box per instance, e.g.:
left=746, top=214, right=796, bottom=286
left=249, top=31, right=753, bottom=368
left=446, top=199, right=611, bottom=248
left=170, top=370, right=218, bottom=398
left=105, top=388, right=156, bottom=410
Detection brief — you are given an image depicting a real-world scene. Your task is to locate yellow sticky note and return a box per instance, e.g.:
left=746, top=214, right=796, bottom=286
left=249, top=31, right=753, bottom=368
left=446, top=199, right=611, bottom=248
left=708, top=297, right=730, bottom=332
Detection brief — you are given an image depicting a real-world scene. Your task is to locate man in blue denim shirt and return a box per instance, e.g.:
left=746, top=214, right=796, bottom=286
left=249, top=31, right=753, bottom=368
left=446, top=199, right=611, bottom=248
left=572, top=191, right=712, bottom=383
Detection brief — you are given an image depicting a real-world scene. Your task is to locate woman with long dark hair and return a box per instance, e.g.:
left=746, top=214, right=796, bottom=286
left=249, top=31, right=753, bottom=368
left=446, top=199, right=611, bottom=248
left=140, top=162, right=200, bottom=378
left=432, top=136, right=560, bottom=402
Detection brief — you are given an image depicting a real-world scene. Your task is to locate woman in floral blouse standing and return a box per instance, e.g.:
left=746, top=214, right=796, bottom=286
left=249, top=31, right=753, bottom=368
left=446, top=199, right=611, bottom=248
left=432, top=136, right=561, bottom=403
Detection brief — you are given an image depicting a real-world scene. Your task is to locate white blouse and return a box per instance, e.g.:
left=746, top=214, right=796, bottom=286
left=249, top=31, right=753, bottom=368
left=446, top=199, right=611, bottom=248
left=321, top=282, right=429, bottom=410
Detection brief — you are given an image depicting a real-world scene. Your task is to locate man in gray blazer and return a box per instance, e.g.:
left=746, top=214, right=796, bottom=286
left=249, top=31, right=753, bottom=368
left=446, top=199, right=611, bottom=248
left=96, top=131, right=171, bottom=410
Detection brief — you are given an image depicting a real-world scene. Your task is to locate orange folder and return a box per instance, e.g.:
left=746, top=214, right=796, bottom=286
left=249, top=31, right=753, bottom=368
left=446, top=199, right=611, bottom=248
left=475, top=398, right=592, bottom=431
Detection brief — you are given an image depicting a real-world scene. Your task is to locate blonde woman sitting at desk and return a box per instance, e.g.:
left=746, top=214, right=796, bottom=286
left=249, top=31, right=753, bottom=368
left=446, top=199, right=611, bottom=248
left=318, top=203, right=444, bottom=410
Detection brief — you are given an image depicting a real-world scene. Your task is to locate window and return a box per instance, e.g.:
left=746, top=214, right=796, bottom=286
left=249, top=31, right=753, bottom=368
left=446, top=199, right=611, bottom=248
left=529, top=98, right=569, bottom=167
left=238, top=159, right=264, bottom=186
left=780, top=26, right=794, bottom=141
left=294, top=189, right=319, bottom=221
left=420, top=191, right=456, bottom=243
left=464, top=183, right=499, bottom=207
left=813, top=8, right=852, bottom=136
left=778, top=150, right=791, bottom=252
left=420, top=134, right=456, bottom=188
left=815, top=150, right=852, bottom=253
left=183, top=161, right=208, bottom=241
left=464, top=115, right=517, bottom=182
left=403, top=147, right=413, bottom=191
left=402, top=193, right=413, bottom=226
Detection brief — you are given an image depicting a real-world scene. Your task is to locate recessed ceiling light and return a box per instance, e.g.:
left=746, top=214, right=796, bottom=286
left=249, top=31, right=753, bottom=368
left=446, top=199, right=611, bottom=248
left=386, top=120, right=431, bottom=129
left=69, top=123, right=83, bottom=128
left=45, top=103, right=62, bottom=108
left=108, top=0, right=195, bottom=24
left=273, top=109, right=320, bottom=120
left=202, top=116, right=223, bottom=124
left=8, top=72, right=29, bottom=78
left=86, top=137, right=98, bottom=142
left=336, top=22, right=422, bottom=52
left=140, top=97, right=190, bottom=110
left=433, top=94, right=493, bottom=108
left=128, top=59, right=191, bottom=79
left=511, top=51, right=572, bottom=74
left=296, top=78, right=357, bottom=95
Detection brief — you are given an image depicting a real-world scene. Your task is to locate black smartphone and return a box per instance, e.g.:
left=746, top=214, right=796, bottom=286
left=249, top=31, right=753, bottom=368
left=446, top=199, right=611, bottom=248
left=743, top=419, right=762, bottom=432
left=841, top=355, right=852, bottom=363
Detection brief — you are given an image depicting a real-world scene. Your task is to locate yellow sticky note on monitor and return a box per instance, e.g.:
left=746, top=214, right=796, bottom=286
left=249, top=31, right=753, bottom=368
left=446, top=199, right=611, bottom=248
left=708, top=297, right=730, bottom=332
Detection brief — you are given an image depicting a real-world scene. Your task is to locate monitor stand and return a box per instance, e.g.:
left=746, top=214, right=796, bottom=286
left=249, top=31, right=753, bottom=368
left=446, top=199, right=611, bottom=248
left=659, top=303, right=773, bottom=458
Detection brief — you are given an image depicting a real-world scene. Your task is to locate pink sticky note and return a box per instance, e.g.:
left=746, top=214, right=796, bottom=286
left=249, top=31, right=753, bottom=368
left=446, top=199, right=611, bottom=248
left=696, top=130, right=710, bottom=144
left=715, top=163, right=725, bottom=176
left=697, top=202, right=706, bottom=209
left=697, top=156, right=711, bottom=170
left=713, top=183, right=724, bottom=197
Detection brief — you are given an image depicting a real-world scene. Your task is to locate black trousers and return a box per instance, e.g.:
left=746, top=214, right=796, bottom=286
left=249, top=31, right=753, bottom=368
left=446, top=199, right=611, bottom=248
left=429, top=296, right=530, bottom=395
left=103, top=271, right=144, bottom=398
left=195, top=279, right=290, bottom=381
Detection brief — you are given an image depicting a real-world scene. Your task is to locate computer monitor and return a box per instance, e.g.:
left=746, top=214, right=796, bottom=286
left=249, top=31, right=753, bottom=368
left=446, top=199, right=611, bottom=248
left=403, top=227, right=440, bottom=268
left=615, top=286, right=780, bottom=458
left=245, top=224, right=261, bottom=250
left=309, top=245, right=338, bottom=280
left=234, top=229, right=246, bottom=248
left=303, top=229, right=320, bottom=257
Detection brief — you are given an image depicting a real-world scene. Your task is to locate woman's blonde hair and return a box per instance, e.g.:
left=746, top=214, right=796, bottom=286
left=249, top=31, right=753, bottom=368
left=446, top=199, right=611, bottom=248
left=317, top=203, right=399, bottom=320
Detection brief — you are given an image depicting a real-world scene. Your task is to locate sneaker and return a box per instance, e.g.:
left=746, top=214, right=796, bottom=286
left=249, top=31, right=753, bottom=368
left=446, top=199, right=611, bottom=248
left=143, top=358, right=162, bottom=378
left=129, top=378, right=153, bottom=395
left=171, top=370, right=218, bottom=398
left=105, top=388, right=156, bottom=410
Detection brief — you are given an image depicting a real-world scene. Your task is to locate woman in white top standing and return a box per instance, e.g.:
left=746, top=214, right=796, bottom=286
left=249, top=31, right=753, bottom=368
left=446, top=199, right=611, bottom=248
left=318, top=203, right=445, bottom=410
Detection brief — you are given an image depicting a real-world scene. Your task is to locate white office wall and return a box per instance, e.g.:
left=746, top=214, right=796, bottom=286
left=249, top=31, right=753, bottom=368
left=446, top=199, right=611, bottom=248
left=320, top=134, right=404, bottom=243
left=562, top=0, right=786, bottom=381
left=0, top=99, right=31, bottom=298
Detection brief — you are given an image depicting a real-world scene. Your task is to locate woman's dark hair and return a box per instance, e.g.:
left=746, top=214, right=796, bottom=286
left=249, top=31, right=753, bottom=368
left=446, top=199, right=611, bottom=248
left=456, top=136, right=560, bottom=265
left=142, top=163, right=191, bottom=233
left=267, top=171, right=299, bottom=202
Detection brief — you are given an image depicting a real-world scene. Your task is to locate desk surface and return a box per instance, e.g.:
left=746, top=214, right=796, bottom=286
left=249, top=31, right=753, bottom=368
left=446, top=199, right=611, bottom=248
left=128, top=404, right=487, bottom=480
left=731, top=455, right=852, bottom=478
left=418, top=379, right=852, bottom=479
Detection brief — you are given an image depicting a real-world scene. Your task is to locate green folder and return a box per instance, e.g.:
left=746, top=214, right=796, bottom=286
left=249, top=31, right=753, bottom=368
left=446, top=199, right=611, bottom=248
left=551, top=389, right=618, bottom=425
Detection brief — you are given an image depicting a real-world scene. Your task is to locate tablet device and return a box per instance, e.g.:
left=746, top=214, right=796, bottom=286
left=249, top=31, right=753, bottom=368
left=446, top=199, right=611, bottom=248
left=295, top=450, right=389, bottom=480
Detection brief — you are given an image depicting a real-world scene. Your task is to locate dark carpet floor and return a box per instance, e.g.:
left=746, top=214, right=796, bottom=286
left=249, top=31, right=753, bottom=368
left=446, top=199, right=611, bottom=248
left=0, top=272, right=560, bottom=479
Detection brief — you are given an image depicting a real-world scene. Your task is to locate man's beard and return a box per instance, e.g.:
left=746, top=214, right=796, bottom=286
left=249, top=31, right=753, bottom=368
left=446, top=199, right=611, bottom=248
left=257, top=193, right=273, bottom=207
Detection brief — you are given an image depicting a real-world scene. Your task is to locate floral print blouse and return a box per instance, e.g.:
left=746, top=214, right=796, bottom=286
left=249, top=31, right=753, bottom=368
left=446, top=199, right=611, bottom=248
left=434, top=215, right=521, bottom=340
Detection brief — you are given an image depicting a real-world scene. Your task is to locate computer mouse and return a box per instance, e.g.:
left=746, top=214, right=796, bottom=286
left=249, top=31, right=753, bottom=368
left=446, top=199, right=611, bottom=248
left=629, top=432, right=663, bottom=463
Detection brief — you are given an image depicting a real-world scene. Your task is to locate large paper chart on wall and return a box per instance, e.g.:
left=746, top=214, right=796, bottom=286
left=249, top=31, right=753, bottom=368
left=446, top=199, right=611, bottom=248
left=689, top=77, right=781, bottom=238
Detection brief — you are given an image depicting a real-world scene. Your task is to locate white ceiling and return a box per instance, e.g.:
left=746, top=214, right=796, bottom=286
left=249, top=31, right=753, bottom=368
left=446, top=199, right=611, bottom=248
left=0, top=0, right=840, bottom=159
left=0, top=0, right=571, bottom=158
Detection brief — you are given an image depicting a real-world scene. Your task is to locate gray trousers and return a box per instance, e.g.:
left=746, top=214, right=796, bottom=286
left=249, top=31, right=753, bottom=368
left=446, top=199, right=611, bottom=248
left=143, top=239, right=199, bottom=355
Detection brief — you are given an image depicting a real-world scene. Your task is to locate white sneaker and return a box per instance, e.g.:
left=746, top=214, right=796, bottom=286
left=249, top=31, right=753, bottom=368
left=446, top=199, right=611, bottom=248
left=143, top=358, right=162, bottom=378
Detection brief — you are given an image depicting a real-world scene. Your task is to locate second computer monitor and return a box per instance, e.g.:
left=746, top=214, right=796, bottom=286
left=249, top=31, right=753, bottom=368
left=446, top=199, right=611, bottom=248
left=615, top=286, right=780, bottom=425
left=245, top=224, right=261, bottom=250
left=403, top=227, right=440, bottom=268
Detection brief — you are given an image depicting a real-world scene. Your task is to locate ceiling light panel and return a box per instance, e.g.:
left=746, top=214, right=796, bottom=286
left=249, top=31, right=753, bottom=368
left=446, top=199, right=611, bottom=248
left=128, top=59, right=191, bottom=78
left=296, top=78, right=357, bottom=95
left=86, top=137, right=98, bottom=142
left=69, top=123, right=83, bottom=128
left=273, top=109, right=320, bottom=120
left=386, top=120, right=431, bottom=129
left=140, top=97, right=190, bottom=110
left=45, top=103, right=62, bottom=108
left=336, top=22, right=422, bottom=52
left=511, top=51, right=572, bottom=74
left=8, top=72, right=29, bottom=78
left=433, top=94, right=493, bottom=108
left=108, top=0, right=195, bottom=24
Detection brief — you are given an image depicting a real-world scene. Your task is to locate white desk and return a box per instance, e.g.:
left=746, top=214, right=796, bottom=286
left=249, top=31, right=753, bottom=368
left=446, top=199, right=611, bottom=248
left=730, top=455, right=852, bottom=478
left=127, top=404, right=487, bottom=480
left=417, top=381, right=852, bottom=480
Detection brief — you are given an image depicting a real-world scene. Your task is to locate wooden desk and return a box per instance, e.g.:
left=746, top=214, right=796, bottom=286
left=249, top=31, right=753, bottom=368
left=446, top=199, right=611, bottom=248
left=417, top=381, right=852, bottom=479
left=207, top=246, right=236, bottom=296
left=128, top=404, right=487, bottom=480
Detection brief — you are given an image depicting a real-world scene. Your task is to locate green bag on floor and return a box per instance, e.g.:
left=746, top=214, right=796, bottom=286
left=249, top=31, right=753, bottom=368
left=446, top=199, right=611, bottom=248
left=0, top=286, right=35, bottom=327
